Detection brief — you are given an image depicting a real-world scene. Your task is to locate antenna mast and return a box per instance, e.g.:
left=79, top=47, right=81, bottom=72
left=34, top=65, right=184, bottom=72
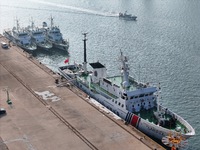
left=82, top=33, right=88, bottom=73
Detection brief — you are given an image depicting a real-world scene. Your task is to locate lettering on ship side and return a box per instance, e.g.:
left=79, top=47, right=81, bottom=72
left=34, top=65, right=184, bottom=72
left=143, top=122, right=165, bottom=136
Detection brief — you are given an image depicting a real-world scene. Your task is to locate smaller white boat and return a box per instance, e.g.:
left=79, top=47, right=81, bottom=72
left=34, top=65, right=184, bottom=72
left=27, top=21, right=52, bottom=50
left=119, top=11, right=137, bottom=21
left=4, top=19, right=37, bottom=51
left=44, top=16, right=69, bottom=51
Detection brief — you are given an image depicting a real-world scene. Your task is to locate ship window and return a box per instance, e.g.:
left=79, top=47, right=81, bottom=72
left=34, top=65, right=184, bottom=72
left=145, top=94, right=148, bottom=96
left=112, top=99, right=114, bottom=102
left=149, top=102, right=151, bottom=104
left=138, top=104, right=140, bottom=106
left=122, top=104, right=124, bottom=107
left=139, top=94, right=144, bottom=97
left=115, top=101, right=117, bottom=104
left=130, top=96, right=134, bottom=99
left=132, top=105, right=134, bottom=107
left=135, top=96, right=138, bottom=98
left=144, top=102, right=145, bottom=105
left=123, top=93, right=127, bottom=96
left=121, top=95, right=125, bottom=99
left=118, top=102, right=121, bottom=106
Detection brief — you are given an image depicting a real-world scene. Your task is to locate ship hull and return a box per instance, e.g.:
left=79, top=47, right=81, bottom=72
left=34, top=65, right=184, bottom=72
left=3, top=31, right=37, bottom=51
left=37, top=43, right=52, bottom=50
left=53, top=42, right=69, bottom=51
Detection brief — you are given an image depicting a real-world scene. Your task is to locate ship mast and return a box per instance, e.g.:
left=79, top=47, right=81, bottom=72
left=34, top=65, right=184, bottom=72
left=31, top=18, right=34, bottom=30
left=120, top=51, right=130, bottom=88
left=82, top=33, right=88, bottom=73
left=50, top=15, right=54, bottom=29
left=16, top=19, right=20, bottom=31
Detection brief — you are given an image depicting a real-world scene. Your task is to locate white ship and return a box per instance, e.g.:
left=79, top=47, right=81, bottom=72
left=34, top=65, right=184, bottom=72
left=119, top=11, right=137, bottom=21
left=58, top=34, right=195, bottom=143
left=44, top=16, right=69, bottom=51
left=3, top=19, right=37, bottom=51
left=27, top=21, right=52, bottom=50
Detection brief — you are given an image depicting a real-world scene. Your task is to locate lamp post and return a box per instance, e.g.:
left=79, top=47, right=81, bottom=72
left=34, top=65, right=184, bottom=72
left=3, top=87, right=12, bottom=105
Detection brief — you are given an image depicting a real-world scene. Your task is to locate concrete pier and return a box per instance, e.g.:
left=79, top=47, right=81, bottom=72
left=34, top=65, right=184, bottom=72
left=0, top=35, right=165, bottom=150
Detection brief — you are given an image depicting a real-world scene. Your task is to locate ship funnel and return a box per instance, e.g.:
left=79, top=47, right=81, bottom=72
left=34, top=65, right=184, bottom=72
left=82, top=33, right=88, bottom=73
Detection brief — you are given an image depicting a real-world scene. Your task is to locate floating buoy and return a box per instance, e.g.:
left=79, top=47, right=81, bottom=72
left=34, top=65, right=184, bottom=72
left=162, top=132, right=188, bottom=150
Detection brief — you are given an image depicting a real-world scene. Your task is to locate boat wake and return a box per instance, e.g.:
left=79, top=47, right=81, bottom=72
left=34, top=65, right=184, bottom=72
left=28, top=0, right=119, bottom=17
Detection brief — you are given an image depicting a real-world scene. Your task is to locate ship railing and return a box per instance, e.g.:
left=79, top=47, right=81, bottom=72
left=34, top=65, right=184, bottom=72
left=159, top=104, right=195, bottom=135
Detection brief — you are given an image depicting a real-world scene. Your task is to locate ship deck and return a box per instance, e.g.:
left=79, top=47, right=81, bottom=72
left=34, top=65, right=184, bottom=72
left=107, top=76, right=138, bottom=91
left=135, top=107, right=187, bottom=134
left=0, top=35, right=165, bottom=150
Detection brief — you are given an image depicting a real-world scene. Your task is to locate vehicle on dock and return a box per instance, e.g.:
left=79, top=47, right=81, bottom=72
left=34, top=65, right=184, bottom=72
left=0, top=108, right=6, bottom=116
left=3, top=19, right=37, bottom=51
left=43, top=16, right=69, bottom=52
left=58, top=34, right=195, bottom=143
left=27, top=20, right=52, bottom=50
left=1, top=41, right=8, bottom=49
left=119, top=11, right=137, bottom=21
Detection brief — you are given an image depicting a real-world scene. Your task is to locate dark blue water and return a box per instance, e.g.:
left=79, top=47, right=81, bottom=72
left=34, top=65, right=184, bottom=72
left=1, top=0, right=200, bottom=149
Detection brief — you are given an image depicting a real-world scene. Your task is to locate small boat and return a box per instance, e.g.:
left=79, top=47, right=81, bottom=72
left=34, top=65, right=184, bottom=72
left=27, top=21, right=52, bottom=50
left=119, top=11, right=137, bottom=21
left=3, top=19, right=37, bottom=51
left=44, top=16, right=69, bottom=51
left=58, top=34, right=195, bottom=143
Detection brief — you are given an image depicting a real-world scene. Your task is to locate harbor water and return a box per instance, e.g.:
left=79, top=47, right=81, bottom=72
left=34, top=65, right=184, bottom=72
left=0, top=0, right=200, bottom=149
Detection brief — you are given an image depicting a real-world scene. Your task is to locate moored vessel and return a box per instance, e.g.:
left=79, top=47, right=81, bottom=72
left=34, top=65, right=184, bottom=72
left=58, top=34, right=195, bottom=143
left=27, top=20, right=52, bottom=50
left=3, top=19, right=37, bottom=51
left=44, top=16, right=69, bottom=52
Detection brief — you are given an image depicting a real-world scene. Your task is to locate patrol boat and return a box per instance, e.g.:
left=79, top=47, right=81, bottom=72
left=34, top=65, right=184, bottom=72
left=27, top=20, right=52, bottom=50
left=44, top=16, right=69, bottom=51
left=3, top=19, right=37, bottom=51
left=119, top=11, right=137, bottom=21
left=58, top=34, right=195, bottom=142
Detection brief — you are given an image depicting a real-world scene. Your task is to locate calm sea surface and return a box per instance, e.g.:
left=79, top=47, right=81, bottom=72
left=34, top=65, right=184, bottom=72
left=0, top=0, right=200, bottom=149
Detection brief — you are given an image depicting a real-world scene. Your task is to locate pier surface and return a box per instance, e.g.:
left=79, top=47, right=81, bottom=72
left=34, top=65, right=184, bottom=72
left=0, top=35, right=165, bottom=150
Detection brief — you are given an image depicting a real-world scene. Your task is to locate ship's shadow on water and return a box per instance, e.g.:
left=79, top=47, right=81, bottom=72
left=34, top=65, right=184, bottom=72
left=31, top=48, right=70, bottom=58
